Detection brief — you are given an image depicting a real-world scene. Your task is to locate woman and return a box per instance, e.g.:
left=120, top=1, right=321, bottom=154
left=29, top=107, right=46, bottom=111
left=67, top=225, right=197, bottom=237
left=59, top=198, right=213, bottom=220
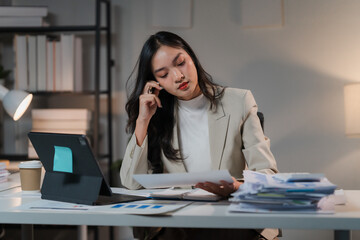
left=121, top=31, right=279, bottom=239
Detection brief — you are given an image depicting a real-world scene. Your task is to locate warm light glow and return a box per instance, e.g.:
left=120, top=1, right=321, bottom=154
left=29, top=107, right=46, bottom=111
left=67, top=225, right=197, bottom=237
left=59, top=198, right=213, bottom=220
left=13, top=93, right=33, bottom=121
left=344, top=83, right=360, bottom=137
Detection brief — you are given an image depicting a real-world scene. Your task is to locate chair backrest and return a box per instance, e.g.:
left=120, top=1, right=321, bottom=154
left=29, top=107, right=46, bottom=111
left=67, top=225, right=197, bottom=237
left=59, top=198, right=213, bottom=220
left=257, top=112, right=264, bottom=132
left=242, top=112, right=265, bottom=150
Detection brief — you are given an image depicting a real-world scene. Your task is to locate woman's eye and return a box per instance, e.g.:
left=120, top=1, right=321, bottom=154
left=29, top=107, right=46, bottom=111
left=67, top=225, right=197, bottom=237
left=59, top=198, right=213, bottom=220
left=178, top=60, right=185, bottom=66
left=160, top=73, right=168, bottom=78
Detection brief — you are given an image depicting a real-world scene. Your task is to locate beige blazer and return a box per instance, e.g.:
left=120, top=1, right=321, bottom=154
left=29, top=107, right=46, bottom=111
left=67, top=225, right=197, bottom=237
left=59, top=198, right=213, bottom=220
left=120, top=88, right=278, bottom=189
left=120, top=88, right=279, bottom=240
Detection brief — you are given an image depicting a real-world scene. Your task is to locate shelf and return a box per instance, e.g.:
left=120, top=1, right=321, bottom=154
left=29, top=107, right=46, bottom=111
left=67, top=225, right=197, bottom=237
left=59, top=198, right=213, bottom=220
left=0, top=153, right=110, bottom=161
left=0, top=154, right=29, bottom=161
left=0, top=26, right=108, bottom=34
left=31, top=90, right=110, bottom=96
left=0, top=0, right=114, bottom=187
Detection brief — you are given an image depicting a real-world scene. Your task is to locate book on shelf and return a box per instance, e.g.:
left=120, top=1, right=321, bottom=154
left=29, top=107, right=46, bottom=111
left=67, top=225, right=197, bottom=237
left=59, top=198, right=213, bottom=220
left=54, top=41, right=62, bottom=91
left=74, top=37, right=83, bottom=92
left=61, top=34, right=75, bottom=91
left=46, top=40, right=55, bottom=91
left=36, top=35, right=47, bottom=91
left=14, top=35, right=28, bottom=90
left=12, top=34, right=83, bottom=92
left=32, top=108, right=91, bottom=120
left=32, top=119, right=90, bottom=130
left=30, top=129, right=87, bottom=135
left=27, top=35, right=37, bottom=91
left=0, top=6, right=47, bottom=17
left=0, top=16, right=44, bottom=27
left=29, top=108, right=91, bottom=159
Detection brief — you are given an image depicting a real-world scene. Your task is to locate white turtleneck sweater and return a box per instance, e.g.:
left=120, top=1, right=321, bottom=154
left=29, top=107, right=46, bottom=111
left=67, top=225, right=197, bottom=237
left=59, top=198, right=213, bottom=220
left=177, top=94, right=211, bottom=172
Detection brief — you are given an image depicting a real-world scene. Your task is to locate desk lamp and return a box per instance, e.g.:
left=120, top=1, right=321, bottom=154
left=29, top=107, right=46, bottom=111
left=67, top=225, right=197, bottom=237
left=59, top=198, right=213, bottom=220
left=344, top=83, right=360, bottom=137
left=0, top=84, right=33, bottom=121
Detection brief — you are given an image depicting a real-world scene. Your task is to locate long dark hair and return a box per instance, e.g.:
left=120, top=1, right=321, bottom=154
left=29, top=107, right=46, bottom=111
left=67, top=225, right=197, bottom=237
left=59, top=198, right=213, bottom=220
left=125, top=31, right=224, bottom=173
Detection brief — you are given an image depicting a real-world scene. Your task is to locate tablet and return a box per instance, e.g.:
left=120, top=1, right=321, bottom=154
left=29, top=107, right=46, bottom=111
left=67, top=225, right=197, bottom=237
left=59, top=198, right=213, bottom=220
left=28, top=132, right=147, bottom=205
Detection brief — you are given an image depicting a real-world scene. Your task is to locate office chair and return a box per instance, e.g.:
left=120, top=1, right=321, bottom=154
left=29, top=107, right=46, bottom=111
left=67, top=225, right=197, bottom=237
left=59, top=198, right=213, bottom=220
left=0, top=225, right=4, bottom=239
left=257, top=112, right=264, bottom=132
left=241, top=112, right=265, bottom=151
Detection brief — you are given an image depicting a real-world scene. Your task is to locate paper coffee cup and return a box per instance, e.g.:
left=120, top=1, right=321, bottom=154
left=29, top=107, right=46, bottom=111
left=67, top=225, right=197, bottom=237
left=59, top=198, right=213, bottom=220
left=19, top=160, right=42, bottom=192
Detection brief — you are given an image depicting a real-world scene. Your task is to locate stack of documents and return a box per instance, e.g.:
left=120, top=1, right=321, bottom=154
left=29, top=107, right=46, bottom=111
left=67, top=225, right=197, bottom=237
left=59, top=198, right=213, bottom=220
left=0, top=162, right=10, bottom=183
left=228, top=170, right=337, bottom=213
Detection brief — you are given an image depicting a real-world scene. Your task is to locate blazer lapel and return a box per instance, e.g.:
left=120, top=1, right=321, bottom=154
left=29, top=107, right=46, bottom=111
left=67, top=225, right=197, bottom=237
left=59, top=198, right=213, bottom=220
left=208, top=101, right=230, bottom=170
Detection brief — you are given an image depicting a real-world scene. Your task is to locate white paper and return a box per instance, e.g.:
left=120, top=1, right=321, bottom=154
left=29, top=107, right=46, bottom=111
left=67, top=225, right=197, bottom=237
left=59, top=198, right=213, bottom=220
left=17, top=199, right=191, bottom=215
left=0, top=180, right=20, bottom=192
left=1, top=191, right=41, bottom=198
left=228, top=203, right=334, bottom=214
left=272, top=173, right=324, bottom=182
left=17, top=199, right=94, bottom=211
left=111, top=187, right=166, bottom=198
left=150, top=188, right=221, bottom=201
left=133, top=170, right=233, bottom=189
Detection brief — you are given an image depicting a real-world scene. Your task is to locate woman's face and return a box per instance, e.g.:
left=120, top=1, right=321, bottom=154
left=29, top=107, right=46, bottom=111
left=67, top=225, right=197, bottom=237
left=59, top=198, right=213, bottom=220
left=151, top=45, right=201, bottom=101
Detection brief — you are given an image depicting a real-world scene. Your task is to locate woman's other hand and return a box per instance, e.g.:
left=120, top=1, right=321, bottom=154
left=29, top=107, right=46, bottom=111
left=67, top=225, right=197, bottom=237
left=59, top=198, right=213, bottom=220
left=195, top=177, right=242, bottom=198
left=135, top=81, right=163, bottom=146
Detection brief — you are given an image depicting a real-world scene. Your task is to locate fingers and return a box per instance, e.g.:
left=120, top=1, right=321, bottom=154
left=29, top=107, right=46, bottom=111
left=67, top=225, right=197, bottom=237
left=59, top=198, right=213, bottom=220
left=140, top=81, right=163, bottom=108
left=195, top=180, right=236, bottom=198
left=231, top=177, right=243, bottom=191
left=137, top=81, right=163, bottom=123
left=143, top=81, right=163, bottom=95
left=139, top=93, right=162, bottom=108
left=140, top=81, right=163, bottom=109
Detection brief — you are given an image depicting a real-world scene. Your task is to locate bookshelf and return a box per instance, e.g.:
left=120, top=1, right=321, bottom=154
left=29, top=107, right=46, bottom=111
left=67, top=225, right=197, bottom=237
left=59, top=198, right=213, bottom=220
left=0, top=0, right=114, bottom=183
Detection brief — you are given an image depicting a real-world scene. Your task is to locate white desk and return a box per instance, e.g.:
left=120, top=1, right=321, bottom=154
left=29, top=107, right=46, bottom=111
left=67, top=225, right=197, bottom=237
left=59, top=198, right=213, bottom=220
left=1, top=174, right=359, bottom=240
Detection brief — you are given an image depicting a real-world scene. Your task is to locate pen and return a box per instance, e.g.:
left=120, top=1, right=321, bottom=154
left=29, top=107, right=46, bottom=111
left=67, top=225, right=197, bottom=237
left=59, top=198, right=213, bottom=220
left=30, top=207, right=89, bottom=210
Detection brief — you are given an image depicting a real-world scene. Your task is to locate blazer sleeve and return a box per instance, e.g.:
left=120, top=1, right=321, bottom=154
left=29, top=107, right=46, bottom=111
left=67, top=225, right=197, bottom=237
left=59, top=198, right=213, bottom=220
left=119, top=133, right=152, bottom=189
left=241, top=90, right=278, bottom=175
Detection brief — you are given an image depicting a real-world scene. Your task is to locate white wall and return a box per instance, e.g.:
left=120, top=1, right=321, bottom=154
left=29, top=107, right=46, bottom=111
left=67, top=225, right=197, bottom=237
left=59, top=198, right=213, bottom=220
left=112, top=0, right=360, bottom=182
left=9, top=0, right=360, bottom=239
left=112, top=1, right=360, bottom=239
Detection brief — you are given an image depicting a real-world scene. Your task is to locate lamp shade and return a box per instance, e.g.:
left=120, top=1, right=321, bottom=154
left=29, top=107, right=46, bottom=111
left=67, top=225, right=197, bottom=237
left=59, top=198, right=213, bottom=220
left=344, top=83, right=360, bottom=137
left=0, top=84, right=33, bottom=121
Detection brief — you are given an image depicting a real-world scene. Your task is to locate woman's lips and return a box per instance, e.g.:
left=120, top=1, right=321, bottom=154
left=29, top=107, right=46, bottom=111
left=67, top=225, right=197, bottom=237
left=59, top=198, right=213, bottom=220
left=178, top=82, right=188, bottom=90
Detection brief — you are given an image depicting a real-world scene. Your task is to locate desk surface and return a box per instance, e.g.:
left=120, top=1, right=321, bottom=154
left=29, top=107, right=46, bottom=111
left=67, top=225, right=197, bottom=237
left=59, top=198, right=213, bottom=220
left=1, top=173, right=360, bottom=231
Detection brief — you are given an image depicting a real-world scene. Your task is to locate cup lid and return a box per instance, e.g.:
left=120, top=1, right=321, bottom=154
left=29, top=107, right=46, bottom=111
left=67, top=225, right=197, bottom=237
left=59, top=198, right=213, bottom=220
left=19, top=160, right=42, bottom=169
